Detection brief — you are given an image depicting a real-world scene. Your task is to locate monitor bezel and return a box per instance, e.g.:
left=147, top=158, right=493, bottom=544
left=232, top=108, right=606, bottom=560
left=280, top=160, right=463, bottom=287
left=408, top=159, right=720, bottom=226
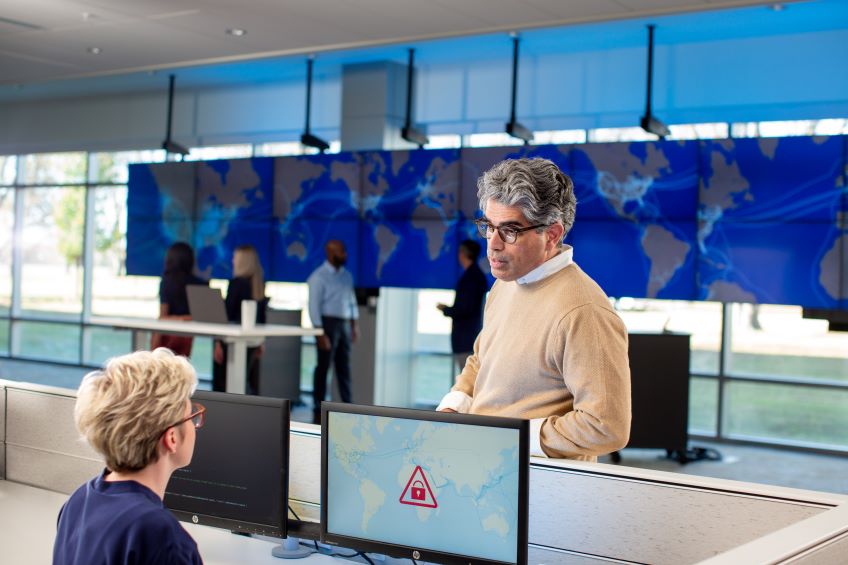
left=320, top=402, right=529, bottom=565
left=166, top=390, right=290, bottom=538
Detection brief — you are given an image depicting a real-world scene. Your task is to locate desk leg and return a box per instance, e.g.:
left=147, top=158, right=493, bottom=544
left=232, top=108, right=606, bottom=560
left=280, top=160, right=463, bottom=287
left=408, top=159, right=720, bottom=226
left=225, top=342, right=247, bottom=395
left=131, top=329, right=149, bottom=352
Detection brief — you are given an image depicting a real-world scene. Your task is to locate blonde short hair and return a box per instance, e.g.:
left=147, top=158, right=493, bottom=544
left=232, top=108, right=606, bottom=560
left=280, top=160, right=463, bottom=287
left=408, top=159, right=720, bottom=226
left=74, top=348, right=198, bottom=473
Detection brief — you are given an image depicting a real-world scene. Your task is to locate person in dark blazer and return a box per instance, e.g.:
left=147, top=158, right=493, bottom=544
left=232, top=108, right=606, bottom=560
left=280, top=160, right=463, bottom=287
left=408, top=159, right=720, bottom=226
left=437, top=239, right=490, bottom=375
left=150, top=242, right=207, bottom=357
left=212, top=245, right=267, bottom=395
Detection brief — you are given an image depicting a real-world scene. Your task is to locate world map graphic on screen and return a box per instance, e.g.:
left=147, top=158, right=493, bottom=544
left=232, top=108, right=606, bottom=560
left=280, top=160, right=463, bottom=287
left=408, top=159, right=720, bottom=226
left=325, top=412, right=521, bottom=563
left=127, top=135, right=848, bottom=307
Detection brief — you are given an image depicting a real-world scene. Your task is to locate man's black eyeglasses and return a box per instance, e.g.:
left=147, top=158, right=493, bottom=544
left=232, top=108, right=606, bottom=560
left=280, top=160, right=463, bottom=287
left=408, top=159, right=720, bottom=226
left=474, top=218, right=548, bottom=244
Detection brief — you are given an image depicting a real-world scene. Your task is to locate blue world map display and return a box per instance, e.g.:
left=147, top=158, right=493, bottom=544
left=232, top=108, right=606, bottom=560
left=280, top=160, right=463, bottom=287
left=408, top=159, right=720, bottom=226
left=127, top=135, right=848, bottom=308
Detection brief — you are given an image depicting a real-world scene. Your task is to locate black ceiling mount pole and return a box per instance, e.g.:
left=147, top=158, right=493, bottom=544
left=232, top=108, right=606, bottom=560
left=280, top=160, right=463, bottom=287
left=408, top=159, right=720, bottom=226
left=401, top=48, right=429, bottom=148
left=505, top=33, right=533, bottom=144
left=305, top=57, right=314, bottom=133
left=301, top=56, right=330, bottom=152
left=165, top=74, right=175, bottom=141
left=509, top=35, right=519, bottom=125
left=645, top=24, right=655, bottom=119
left=639, top=24, right=670, bottom=139
left=161, top=74, right=189, bottom=156
left=404, top=49, right=414, bottom=132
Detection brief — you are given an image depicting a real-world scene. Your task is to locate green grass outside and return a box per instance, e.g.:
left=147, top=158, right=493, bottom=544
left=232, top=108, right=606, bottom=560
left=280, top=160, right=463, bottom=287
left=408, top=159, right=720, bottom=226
left=724, top=381, right=848, bottom=447
left=0, top=319, right=8, bottom=355
left=689, top=377, right=718, bottom=433
left=18, top=322, right=81, bottom=363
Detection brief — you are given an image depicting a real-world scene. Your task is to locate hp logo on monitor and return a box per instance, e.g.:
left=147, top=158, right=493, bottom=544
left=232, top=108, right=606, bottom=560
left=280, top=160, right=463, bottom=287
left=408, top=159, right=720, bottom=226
left=192, top=515, right=199, bottom=524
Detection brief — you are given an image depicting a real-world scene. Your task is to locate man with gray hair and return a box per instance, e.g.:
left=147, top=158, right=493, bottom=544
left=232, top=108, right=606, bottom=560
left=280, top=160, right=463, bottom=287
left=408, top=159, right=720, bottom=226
left=437, top=158, right=631, bottom=460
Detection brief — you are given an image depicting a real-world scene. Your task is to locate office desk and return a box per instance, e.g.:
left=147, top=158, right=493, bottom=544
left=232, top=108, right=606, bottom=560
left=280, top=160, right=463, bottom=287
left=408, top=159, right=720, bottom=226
left=0, top=480, right=340, bottom=565
left=91, top=316, right=321, bottom=394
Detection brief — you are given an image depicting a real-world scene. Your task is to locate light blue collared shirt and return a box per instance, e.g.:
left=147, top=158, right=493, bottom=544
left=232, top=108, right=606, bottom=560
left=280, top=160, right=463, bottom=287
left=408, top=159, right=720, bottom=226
left=307, top=261, right=359, bottom=327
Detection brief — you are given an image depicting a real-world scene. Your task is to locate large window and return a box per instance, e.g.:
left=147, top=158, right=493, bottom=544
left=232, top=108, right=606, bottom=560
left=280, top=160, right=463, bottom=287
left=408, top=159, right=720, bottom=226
left=0, top=187, right=12, bottom=314
left=89, top=150, right=163, bottom=319
left=14, top=321, right=81, bottom=363
left=724, top=381, right=848, bottom=449
left=2, top=123, right=848, bottom=455
left=19, top=186, right=85, bottom=315
left=616, top=299, right=722, bottom=375
left=0, top=156, right=16, bottom=185
left=413, top=289, right=455, bottom=406
left=728, top=304, right=848, bottom=383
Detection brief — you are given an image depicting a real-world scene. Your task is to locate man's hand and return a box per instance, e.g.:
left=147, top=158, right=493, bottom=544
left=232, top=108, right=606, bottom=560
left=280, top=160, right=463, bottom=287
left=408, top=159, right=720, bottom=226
left=438, top=408, right=457, bottom=413
left=317, top=334, right=331, bottom=351
left=213, top=341, right=224, bottom=364
left=351, top=320, right=358, bottom=344
left=436, top=303, right=447, bottom=312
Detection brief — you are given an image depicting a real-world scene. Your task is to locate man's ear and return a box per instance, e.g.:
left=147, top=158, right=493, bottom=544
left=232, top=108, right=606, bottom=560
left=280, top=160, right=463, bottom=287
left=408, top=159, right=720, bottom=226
left=547, top=223, right=565, bottom=248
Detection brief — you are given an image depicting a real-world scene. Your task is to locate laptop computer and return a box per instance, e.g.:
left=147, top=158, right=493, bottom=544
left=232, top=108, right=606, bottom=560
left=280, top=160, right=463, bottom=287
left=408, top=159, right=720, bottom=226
left=186, top=285, right=230, bottom=324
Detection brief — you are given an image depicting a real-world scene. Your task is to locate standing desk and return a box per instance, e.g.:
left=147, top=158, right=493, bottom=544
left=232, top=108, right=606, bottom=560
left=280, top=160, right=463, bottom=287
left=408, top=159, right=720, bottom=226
left=91, top=316, right=321, bottom=394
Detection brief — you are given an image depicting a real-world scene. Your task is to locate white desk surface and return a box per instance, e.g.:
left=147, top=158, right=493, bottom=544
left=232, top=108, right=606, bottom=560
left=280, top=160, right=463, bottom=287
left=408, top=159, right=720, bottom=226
left=0, top=480, right=338, bottom=565
left=91, top=316, right=322, bottom=340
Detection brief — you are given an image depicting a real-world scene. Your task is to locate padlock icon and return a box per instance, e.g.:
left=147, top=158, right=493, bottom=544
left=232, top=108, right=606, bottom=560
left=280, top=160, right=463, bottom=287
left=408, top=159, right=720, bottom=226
left=411, top=480, right=425, bottom=501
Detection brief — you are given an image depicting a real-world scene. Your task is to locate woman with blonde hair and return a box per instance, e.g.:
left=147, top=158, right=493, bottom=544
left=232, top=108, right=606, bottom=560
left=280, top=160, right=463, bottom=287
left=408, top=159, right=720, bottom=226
left=213, top=244, right=268, bottom=394
left=53, top=349, right=204, bottom=565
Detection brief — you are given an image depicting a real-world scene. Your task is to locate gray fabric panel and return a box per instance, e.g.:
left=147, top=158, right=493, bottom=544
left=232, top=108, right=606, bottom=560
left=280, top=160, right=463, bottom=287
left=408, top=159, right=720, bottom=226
left=6, top=445, right=101, bottom=494
left=1, top=386, right=5, bottom=480
left=6, top=389, right=98, bottom=459
left=528, top=467, right=825, bottom=564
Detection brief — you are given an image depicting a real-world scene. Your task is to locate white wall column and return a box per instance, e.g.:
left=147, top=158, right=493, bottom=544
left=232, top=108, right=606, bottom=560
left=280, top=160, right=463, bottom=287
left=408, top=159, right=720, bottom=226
left=340, top=61, right=419, bottom=408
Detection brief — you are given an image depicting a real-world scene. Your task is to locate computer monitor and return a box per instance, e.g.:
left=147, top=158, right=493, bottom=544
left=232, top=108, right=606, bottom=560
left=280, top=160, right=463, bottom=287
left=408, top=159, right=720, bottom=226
left=165, top=390, right=290, bottom=537
left=186, top=285, right=229, bottom=324
left=320, top=402, right=529, bottom=565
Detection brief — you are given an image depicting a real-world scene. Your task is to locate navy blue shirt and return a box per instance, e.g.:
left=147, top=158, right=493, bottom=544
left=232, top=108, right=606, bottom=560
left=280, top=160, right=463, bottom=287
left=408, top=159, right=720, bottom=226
left=53, top=470, right=202, bottom=565
left=442, top=262, right=489, bottom=354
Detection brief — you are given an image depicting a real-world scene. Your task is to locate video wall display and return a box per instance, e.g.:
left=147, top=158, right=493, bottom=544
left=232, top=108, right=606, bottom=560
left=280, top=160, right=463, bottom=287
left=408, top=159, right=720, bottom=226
left=127, top=135, right=847, bottom=308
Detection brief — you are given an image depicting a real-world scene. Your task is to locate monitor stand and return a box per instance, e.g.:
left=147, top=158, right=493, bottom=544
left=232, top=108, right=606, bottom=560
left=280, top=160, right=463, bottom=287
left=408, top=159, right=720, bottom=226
left=271, top=537, right=311, bottom=559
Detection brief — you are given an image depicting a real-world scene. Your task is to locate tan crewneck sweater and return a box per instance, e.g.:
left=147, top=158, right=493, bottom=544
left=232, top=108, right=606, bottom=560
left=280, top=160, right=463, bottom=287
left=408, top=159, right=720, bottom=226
left=451, top=262, right=631, bottom=460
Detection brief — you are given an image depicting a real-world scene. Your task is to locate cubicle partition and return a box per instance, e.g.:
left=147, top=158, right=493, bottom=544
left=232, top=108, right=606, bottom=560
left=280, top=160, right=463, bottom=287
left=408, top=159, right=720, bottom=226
left=2, top=382, right=100, bottom=493
left=1, top=384, right=5, bottom=480
left=2, top=379, right=847, bottom=564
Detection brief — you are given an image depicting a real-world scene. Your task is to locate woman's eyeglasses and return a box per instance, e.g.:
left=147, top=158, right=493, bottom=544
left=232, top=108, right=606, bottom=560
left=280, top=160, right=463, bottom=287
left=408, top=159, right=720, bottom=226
left=159, top=402, right=206, bottom=439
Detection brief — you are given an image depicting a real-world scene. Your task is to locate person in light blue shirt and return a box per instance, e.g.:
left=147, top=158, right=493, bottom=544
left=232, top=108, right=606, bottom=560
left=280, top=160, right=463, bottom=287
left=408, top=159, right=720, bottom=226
left=307, top=239, right=359, bottom=424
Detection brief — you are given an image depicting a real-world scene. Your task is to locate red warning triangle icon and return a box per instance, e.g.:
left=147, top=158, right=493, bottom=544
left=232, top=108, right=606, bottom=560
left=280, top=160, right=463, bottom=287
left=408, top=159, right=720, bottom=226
left=399, top=465, right=438, bottom=508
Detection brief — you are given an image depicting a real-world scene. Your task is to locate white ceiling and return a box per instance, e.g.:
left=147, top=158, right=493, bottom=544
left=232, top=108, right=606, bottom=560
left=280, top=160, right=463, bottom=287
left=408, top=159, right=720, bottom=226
left=0, top=0, right=782, bottom=86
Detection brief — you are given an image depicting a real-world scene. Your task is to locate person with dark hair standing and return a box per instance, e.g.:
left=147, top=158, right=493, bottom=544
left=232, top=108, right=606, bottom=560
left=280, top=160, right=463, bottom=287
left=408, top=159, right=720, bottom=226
left=150, top=242, right=207, bottom=357
left=437, top=239, right=489, bottom=375
left=437, top=158, right=631, bottom=461
left=213, top=245, right=267, bottom=395
left=307, top=239, right=358, bottom=424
